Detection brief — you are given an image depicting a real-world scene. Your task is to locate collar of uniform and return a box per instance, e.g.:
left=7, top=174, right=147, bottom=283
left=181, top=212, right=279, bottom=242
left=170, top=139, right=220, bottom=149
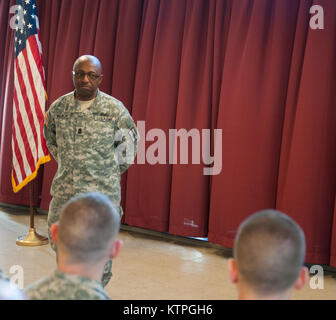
left=54, top=270, right=103, bottom=288
left=69, top=90, right=102, bottom=114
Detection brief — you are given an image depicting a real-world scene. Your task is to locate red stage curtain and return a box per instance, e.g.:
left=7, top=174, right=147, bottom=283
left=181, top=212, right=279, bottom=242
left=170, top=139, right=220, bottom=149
left=1, top=0, right=336, bottom=267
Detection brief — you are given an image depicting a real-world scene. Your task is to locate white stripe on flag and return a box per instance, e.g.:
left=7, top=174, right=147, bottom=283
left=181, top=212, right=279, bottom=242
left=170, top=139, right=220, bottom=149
left=16, top=53, right=38, bottom=163
left=26, top=41, right=46, bottom=158
left=35, top=33, right=42, bottom=55
left=11, top=136, right=23, bottom=183
left=26, top=40, right=45, bottom=113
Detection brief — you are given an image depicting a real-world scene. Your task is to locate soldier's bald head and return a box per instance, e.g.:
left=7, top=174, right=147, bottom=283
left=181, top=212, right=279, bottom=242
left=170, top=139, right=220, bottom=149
left=73, top=55, right=102, bottom=75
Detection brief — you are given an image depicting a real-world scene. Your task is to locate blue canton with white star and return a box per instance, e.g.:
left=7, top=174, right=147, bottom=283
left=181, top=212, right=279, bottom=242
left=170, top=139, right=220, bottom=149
left=14, top=0, right=39, bottom=58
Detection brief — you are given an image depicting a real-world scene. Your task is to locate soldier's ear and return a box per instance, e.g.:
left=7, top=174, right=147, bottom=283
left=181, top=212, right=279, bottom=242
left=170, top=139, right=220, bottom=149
left=50, top=223, right=59, bottom=244
left=228, top=258, right=239, bottom=284
left=294, top=266, right=309, bottom=291
left=109, top=239, right=123, bottom=259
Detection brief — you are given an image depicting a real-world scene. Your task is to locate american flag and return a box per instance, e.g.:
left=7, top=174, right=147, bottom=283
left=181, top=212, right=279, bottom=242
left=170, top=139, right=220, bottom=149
left=12, top=0, right=50, bottom=193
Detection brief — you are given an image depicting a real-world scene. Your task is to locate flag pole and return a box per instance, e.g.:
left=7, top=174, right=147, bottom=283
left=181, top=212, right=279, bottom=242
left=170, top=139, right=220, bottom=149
left=16, top=182, right=48, bottom=246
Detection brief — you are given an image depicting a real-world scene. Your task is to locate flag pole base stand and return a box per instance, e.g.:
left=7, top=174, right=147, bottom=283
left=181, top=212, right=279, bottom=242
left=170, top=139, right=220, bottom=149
left=16, top=228, right=49, bottom=246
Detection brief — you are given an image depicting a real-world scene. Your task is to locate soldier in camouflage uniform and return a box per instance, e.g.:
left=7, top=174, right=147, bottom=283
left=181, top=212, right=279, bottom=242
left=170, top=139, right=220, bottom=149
left=44, top=55, right=138, bottom=287
left=25, top=192, right=122, bottom=300
left=25, top=270, right=110, bottom=300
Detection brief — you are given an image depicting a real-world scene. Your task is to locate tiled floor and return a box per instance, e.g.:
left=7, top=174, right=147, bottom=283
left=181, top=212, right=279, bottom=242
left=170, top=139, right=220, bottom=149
left=0, top=205, right=335, bottom=300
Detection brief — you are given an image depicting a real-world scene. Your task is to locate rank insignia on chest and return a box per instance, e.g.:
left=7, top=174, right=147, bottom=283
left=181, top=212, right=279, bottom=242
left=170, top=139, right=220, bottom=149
left=76, top=127, right=84, bottom=135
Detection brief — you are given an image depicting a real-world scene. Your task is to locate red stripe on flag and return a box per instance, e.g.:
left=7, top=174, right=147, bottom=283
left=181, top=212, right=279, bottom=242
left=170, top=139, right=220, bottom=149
left=22, top=46, right=44, bottom=117
left=12, top=100, right=28, bottom=182
left=12, top=134, right=26, bottom=184
left=41, top=128, right=49, bottom=155
left=28, top=36, right=45, bottom=89
left=15, top=58, right=39, bottom=164
left=13, top=85, right=36, bottom=173
left=28, top=36, right=49, bottom=157
left=21, top=48, right=44, bottom=156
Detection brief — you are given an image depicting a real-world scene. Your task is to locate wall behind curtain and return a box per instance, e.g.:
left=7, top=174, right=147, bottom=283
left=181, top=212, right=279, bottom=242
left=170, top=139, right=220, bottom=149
left=1, top=0, right=336, bottom=267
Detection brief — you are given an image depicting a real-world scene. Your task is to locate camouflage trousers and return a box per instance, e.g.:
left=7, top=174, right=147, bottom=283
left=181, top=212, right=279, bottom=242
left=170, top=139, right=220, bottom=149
left=47, top=196, right=113, bottom=287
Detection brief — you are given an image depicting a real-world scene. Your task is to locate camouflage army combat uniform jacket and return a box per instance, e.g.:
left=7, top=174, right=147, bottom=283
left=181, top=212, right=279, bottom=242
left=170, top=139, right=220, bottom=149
left=44, top=90, right=139, bottom=215
left=24, top=271, right=110, bottom=300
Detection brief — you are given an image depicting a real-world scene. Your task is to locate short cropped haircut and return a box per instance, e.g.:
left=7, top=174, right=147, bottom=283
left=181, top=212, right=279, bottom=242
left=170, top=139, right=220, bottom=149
left=57, top=192, right=120, bottom=263
left=234, top=209, right=306, bottom=295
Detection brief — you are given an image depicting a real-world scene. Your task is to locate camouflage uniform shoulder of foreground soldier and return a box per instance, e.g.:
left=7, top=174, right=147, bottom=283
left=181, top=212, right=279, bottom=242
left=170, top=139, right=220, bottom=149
left=43, top=89, right=139, bottom=214
left=24, top=271, right=110, bottom=300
